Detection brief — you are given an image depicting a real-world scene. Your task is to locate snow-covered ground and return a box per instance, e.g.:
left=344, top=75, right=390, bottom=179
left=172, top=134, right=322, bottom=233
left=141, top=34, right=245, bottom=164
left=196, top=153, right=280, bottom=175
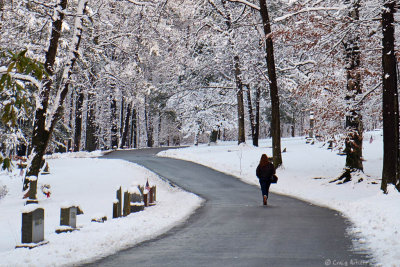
left=158, top=130, right=400, bottom=266
left=0, top=153, right=202, bottom=267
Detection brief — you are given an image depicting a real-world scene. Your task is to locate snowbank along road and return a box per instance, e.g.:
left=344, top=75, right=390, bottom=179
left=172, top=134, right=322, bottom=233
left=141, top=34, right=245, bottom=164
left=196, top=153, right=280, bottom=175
left=86, top=148, right=371, bottom=267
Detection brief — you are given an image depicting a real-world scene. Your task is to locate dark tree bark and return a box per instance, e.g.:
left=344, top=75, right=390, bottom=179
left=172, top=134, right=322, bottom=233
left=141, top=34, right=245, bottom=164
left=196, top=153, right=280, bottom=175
left=245, top=84, right=259, bottom=146
left=158, top=112, right=162, bottom=146
left=255, top=86, right=260, bottom=144
left=110, top=97, right=118, bottom=148
left=120, top=102, right=131, bottom=148
left=67, top=91, right=74, bottom=151
left=24, top=0, right=68, bottom=192
left=120, top=97, right=124, bottom=137
left=25, top=0, right=88, bottom=199
left=337, top=0, right=364, bottom=183
left=85, top=90, right=97, bottom=152
left=130, top=108, right=137, bottom=148
left=381, top=1, right=400, bottom=193
left=234, top=55, right=246, bottom=144
left=144, top=97, right=153, bottom=147
left=74, top=87, right=84, bottom=151
left=214, top=0, right=245, bottom=145
left=259, top=0, right=282, bottom=167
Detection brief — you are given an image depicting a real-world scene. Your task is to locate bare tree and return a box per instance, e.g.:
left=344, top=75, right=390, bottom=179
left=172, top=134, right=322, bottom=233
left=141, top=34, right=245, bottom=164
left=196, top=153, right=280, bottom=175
left=381, top=1, right=399, bottom=193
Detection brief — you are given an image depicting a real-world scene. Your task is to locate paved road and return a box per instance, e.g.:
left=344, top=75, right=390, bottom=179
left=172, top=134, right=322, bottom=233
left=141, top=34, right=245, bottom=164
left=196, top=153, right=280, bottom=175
left=86, top=148, right=371, bottom=267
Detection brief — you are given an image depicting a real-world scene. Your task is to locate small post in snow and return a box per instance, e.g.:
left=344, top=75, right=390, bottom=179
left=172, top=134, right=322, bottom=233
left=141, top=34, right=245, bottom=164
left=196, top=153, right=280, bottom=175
left=309, top=111, right=314, bottom=139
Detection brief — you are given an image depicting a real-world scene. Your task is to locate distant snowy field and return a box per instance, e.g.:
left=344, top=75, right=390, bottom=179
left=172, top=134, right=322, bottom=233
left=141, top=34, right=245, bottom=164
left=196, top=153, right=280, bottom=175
left=0, top=153, right=202, bottom=266
left=159, top=130, right=400, bottom=266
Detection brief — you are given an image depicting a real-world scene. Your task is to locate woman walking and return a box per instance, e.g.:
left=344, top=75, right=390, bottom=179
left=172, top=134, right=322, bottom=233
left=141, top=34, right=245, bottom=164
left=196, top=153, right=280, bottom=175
left=256, top=154, right=275, bottom=205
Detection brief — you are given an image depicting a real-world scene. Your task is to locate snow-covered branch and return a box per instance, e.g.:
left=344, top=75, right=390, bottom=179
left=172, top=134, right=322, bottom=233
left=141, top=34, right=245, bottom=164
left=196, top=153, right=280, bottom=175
left=277, top=60, right=316, bottom=72
left=227, top=0, right=260, bottom=11
left=356, top=83, right=382, bottom=106
left=208, top=0, right=228, bottom=20
left=47, top=0, right=88, bottom=131
left=126, top=0, right=151, bottom=6
left=0, top=67, right=42, bottom=89
left=274, top=7, right=342, bottom=22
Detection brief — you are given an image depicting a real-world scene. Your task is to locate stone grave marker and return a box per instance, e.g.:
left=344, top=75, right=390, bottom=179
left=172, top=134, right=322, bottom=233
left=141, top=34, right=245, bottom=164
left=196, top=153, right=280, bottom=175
left=123, top=191, right=131, bottom=217
left=61, top=206, right=77, bottom=228
left=149, top=186, right=157, bottom=205
left=16, top=206, right=48, bottom=248
left=130, top=193, right=142, bottom=203
left=116, top=187, right=122, bottom=217
left=143, top=192, right=149, bottom=207
left=129, top=187, right=144, bottom=213
left=56, top=206, right=81, bottom=233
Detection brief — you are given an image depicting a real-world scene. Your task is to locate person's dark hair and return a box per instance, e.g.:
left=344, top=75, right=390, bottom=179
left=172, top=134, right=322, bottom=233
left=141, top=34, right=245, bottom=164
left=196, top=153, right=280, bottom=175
left=259, top=154, right=269, bottom=167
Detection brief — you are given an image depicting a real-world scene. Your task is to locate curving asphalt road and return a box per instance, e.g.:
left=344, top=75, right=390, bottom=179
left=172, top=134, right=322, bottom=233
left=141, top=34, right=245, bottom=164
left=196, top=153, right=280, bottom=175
left=85, top=148, right=371, bottom=267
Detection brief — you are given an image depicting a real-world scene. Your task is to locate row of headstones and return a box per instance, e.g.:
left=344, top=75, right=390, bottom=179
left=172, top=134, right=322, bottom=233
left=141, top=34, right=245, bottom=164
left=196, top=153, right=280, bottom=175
left=16, top=184, right=157, bottom=249
left=113, top=185, right=157, bottom=218
left=16, top=205, right=83, bottom=249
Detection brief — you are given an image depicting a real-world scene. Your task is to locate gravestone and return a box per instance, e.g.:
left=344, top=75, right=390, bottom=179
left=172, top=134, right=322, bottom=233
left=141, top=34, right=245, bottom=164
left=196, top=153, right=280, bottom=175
left=149, top=186, right=156, bottom=205
left=116, top=187, right=122, bottom=217
left=143, top=193, right=148, bottom=207
left=123, top=191, right=131, bottom=217
left=21, top=207, right=44, bottom=244
left=130, top=193, right=142, bottom=203
left=130, top=193, right=144, bottom=213
left=113, top=200, right=119, bottom=218
left=60, top=206, right=77, bottom=228
left=129, top=191, right=144, bottom=213
left=130, top=204, right=145, bottom=213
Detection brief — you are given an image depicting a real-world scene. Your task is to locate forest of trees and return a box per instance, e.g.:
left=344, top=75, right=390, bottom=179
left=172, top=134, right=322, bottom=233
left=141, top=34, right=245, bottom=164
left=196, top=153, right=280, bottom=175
left=0, top=0, right=399, bottom=197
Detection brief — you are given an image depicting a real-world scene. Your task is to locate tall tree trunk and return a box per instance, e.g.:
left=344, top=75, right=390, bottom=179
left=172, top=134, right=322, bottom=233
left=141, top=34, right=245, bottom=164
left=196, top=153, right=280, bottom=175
left=381, top=1, right=399, bottom=193
left=258, top=0, right=282, bottom=167
left=338, top=0, right=363, bottom=182
left=120, top=97, right=124, bottom=138
left=158, top=112, right=162, bottom=146
left=67, top=90, right=74, bottom=151
left=24, top=0, right=68, bottom=192
left=120, top=102, right=131, bottom=148
left=110, top=97, right=118, bottom=148
left=245, top=84, right=258, bottom=146
left=291, top=112, right=295, bottom=137
left=74, top=87, right=84, bottom=151
left=130, top=107, right=137, bottom=148
left=217, top=0, right=245, bottom=145
left=255, top=86, right=260, bottom=145
left=234, top=55, right=246, bottom=144
left=144, top=97, right=153, bottom=147
left=85, top=90, right=97, bottom=151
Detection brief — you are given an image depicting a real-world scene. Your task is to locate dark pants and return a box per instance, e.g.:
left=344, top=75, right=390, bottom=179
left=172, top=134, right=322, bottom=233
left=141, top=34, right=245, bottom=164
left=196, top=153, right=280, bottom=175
left=259, top=179, right=271, bottom=197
